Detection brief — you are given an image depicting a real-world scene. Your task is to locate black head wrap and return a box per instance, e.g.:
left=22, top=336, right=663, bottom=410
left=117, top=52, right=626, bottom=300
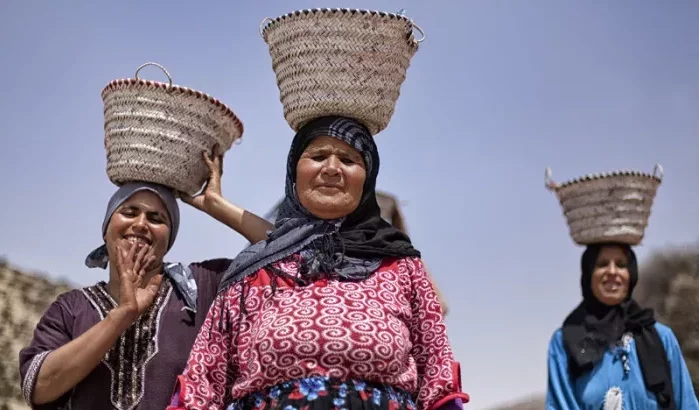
left=562, top=243, right=675, bottom=409
left=217, top=116, right=420, bottom=295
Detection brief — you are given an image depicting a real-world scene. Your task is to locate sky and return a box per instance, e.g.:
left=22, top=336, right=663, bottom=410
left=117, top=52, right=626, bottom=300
left=1, top=1, right=698, bottom=409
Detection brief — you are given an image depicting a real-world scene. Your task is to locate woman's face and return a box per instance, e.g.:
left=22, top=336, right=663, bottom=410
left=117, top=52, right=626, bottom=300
left=296, top=136, right=367, bottom=220
left=104, top=191, right=171, bottom=268
left=590, top=245, right=631, bottom=306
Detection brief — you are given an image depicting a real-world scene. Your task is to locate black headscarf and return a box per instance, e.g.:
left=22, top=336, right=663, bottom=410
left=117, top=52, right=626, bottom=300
left=562, top=243, right=675, bottom=409
left=217, top=116, right=420, bottom=294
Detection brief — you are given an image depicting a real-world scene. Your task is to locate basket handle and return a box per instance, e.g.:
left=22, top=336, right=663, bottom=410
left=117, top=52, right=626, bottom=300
left=653, top=163, right=664, bottom=180
left=411, top=22, right=426, bottom=44
left=134, top=62, right=173, bottom=88
left=259, top=17, right=274, bottom=38
left=544, top=167, right=559, bottom=191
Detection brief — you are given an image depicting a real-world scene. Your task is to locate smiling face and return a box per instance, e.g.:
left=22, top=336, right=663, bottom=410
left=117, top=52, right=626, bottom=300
left=295, top=136, right=367, bottom=220
left=590, top=245, right=631, bottom=306
left=104, top=191, right=171, bottom=268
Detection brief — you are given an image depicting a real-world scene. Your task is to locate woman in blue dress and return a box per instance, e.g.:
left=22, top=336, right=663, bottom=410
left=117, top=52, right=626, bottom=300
left=546, top=242, right=699, bottom=409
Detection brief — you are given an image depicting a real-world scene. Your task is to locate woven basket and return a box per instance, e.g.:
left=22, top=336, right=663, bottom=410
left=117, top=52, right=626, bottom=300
left=260, top=8, right=425, bottom=136
left=102, top=62, right=244, bottom=195
left=545, top=165, right=663, bottom=246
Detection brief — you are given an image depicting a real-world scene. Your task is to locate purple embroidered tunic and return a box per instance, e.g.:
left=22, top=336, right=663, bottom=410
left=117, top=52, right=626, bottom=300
left=18, top=259, right=230, bottom=410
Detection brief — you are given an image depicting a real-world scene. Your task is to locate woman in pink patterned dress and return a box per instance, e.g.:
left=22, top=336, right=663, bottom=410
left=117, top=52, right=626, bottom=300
left=168, top=116, right=468, bottom=410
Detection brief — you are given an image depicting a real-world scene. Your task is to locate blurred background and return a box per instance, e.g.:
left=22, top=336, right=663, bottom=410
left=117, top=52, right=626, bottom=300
left=1, top=1, right=698, bottom=409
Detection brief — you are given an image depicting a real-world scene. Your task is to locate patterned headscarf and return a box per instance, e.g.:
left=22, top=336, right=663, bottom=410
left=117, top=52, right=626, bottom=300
left=217, top=116, right=420, bottom=294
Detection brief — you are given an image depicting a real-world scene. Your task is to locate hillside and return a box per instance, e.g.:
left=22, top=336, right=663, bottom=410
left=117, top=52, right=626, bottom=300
left=0, top=260, right=73, bottom=410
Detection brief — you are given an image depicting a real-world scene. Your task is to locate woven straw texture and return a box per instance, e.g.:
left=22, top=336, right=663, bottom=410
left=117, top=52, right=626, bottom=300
left=102, top=64, right=243, bottom=195
left=546, top=166, right=663, bottom=246
left=262, top=8, right=422, bottom=136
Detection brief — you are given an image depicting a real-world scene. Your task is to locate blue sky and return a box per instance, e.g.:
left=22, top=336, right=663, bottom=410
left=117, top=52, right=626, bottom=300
left=1, top=1, right=698, bottom=408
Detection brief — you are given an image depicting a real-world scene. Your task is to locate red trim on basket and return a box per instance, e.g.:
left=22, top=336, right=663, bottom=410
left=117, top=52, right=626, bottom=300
left=101, top=78, right=244, bottom=134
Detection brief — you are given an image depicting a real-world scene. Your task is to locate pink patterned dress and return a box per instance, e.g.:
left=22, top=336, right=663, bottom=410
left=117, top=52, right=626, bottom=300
left=168, top=256, right=468, bottom=410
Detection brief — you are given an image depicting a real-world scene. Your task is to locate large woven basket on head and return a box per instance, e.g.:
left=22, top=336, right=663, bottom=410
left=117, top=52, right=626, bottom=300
left=545, top=165, right=663, bottom=246
left=102, top=62, right=244, bottom=195
left=260, top=8, right=425, bottom=136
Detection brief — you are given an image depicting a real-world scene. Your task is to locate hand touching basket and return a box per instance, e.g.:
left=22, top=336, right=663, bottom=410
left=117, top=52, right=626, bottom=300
left=102, top=62, right=244, bottom=195
left=545, top=165, right=664, bottom=246
left=261, top=8, right=425, bottom=136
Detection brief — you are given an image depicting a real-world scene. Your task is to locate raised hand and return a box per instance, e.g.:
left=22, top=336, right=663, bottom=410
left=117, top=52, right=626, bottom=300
left=115, top=243, right=162, bottom=319
left=181, top=144, right=224, bottom=214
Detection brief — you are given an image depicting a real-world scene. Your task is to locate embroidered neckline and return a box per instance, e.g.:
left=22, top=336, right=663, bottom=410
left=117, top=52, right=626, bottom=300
left=81, top=280, right=172, bottom=410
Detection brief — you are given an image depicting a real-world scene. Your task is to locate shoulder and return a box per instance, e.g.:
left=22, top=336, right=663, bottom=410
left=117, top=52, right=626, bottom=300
left=387, top=256, right=425, bottom=274
left=653, top=322, right=681, bottom=349
left=189, top=258, right=233, bottom=276
left=548, top=328, right=566, bottom=354
left=44, top=288, right=88, bottom=316
left=188, top=258, right=233, bottom=286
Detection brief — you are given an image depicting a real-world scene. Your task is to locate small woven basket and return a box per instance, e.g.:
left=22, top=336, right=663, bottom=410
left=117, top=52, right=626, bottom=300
left=260, top=8, right=425, bottom=136
left=102, top=62, right=244, bottom=195
left=545, top=165, right=663, bottom=246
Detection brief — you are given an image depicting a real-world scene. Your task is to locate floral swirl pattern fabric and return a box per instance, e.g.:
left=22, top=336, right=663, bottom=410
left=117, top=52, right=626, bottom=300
left=170, top=256, right=467, bottom=410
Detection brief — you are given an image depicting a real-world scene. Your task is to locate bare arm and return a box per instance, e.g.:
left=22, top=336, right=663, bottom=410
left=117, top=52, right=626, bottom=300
left=202, top=195, right=273, bottom=244
left=181, top=147, right=274, bottom=245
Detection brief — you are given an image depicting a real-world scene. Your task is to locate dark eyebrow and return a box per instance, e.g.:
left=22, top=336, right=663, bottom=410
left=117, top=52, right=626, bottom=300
left=120, top=204, right=169, bottom=221
left=306, top=146, right=362, bottom=160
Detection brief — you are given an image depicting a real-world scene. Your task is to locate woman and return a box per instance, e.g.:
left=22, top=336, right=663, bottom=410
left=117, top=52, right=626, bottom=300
left=546, top=243, right=699, bottom=410
left=18, top=148, right=272, bottom=410
left=168, top=116, right=469, bottom=410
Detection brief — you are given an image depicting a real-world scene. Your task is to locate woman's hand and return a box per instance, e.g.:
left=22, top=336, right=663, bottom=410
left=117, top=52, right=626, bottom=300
left=181, top=144, right=225, bottom=215
left=180, top=143, right=273, bottom=244
left=114, top=243, right=161, bottom=320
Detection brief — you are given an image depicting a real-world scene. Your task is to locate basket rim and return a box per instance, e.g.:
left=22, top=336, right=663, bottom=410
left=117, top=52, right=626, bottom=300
left=547, top=168, right=662, bottom=191
left=101, top=78, right=244, bottom=136
left=261, top=7, right=416, bottom=38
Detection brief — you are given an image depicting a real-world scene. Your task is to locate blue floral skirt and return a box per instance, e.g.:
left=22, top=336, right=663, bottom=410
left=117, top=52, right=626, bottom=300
left=226, top=376, right=417, bottom=410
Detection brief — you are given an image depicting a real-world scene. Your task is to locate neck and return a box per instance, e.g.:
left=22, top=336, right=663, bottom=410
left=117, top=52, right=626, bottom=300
left=107, top=261, right=164, bottom=302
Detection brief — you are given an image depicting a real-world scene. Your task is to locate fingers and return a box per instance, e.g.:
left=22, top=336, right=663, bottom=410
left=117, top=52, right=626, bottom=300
left=179, top=192, right=194, bottom=204
left=202, top=144, right=224, bottom=177
left=146, top=274, right=164, bottom=297
left=126, top=241, right=137, bottom=264
left=132, top=244, right=150, bottom=275
left=116, top=246, right=125, bottom=270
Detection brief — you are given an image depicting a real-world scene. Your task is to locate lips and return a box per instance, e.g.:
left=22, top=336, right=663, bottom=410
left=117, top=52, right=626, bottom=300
left=317, top=183, right=342, bottom=190
left=123, top=234, right=152, bottom=246
left=601, top=277, right=622, bottom=292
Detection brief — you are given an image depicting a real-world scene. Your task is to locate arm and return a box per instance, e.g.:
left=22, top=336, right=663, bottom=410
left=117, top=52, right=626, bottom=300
left=181, top=147, right=273, bottom=245
left=422, top=262, right=449, bottom=316
left=545, top=330, right=581, bottom=410
left=25, top=245, right=160, bottom=405
left=168, top=287, right=237, bottom=410
left=663, top=328, right=699, bottom=409
left=405, top=257, right=469, bottom=410
left=19, top=294, right=75, bottom=409
left=27, top=307, right=136, bottom=405
left=201, top=194, right=273, bottom=244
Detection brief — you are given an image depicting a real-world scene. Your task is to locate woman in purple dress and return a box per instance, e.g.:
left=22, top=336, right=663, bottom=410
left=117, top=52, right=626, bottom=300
left=18, top=149, right=272, bottom=410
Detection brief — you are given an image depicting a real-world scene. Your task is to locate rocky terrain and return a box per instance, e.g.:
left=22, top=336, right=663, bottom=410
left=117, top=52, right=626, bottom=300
left=0, top=259, right=72, bottom=410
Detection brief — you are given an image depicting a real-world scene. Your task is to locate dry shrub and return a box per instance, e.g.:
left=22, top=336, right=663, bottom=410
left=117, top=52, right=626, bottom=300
left=635, top=242, right=699, bottom=395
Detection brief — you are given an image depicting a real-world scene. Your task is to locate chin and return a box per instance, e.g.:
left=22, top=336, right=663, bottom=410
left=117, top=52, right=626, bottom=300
left=598, top=294, right=626, bottom=306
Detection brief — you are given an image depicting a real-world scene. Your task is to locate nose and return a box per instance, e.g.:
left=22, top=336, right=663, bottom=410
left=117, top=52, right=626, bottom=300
left=322, top=156, right=341, bottom=176
left=131, top=214, right=149, bottom=234
left=608, top=261, right=619, bottom=275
